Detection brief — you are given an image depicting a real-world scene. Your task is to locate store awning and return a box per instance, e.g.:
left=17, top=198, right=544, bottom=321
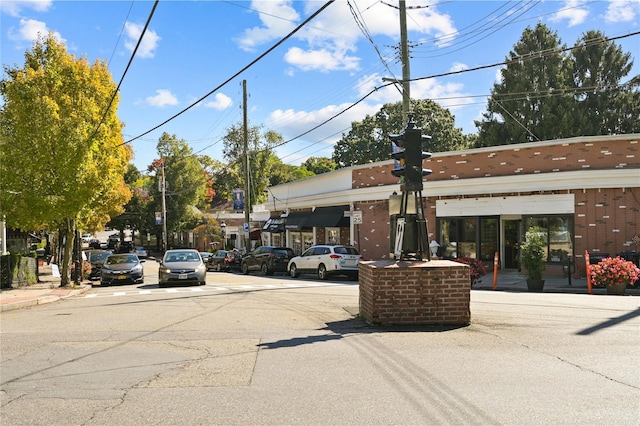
left=284, top=211, right=314, bottom=231
left=263, top=218, right=285, bottom=233
left=250, top=229, right=261, bottom=240
left=305, top=205, right=350, bottom=228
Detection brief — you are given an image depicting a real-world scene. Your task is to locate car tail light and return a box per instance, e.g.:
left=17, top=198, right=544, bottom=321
left=329, top=254, right=342, bottom=259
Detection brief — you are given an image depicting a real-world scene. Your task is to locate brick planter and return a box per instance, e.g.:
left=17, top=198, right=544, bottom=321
left=359, top=260, right=470, bottom=326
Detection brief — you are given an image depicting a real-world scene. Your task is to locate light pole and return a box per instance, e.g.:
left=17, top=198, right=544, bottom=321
left=220, top=221, right=226, bottom=250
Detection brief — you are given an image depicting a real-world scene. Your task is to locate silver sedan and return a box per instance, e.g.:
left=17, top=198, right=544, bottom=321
left=158, top=249, right=207, bottom=288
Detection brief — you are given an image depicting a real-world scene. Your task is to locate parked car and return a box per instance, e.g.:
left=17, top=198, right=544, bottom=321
left=85, top=249, right=113, bottom=280
left=225, top=249, right=243, bottom=272
left=118, top=241, right=135, bottom=253
left=158, top=249, right=207, bottom=288
left=207, top=250, right=229, bottom=272
left=134, top=246, right=149, bottom=259
left=100, top=253, right=144, bottom=286
left=288, top=245, right=361, bottom=280
left=199, top=251, right=213, bottom=268
left=241, top=246, right=296, bottom=276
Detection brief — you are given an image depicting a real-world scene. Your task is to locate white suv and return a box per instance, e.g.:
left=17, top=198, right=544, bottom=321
left=288, top=245, right=361, bottom=280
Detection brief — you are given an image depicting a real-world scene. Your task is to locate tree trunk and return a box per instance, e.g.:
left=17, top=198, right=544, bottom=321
left=59, top=219, right=75, bottom=287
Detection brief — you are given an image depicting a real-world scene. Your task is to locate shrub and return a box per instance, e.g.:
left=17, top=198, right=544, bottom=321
left=455, top=256, right=486, bottom=287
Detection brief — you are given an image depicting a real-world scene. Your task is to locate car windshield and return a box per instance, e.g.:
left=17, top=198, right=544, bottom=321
left=334, top=246, right=360, bottom=255
left=165, top=251, right=200, bottom=263
left=89, top=252, right=111, bottom=262
left=106, top=255, right=138, bottom=265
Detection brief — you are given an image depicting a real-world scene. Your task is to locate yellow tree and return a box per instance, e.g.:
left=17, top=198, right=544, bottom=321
left=0, top=33, right=131, bottom=286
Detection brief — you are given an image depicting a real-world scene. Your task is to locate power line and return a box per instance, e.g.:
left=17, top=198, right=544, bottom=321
left=88, top=0, right=159, bottom=145
left=260, top=31, right=640, bottom=154
left=122, top=0, right=335, bottom=147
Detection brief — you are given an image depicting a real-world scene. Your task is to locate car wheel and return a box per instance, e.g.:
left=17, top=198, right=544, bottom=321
left=318, top=264, right=328, bottom=280
left=289, top=263, right=300, bottom=278
left=260, top=263, right=269, bottom=276
left=241, top=262, right=249, bottom=274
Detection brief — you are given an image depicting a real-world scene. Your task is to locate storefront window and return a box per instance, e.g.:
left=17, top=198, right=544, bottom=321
left=479, top=217, right=498, bottom=261
left=437, top=217, right=477, bottom=258
left=291, top=233, right=302, bottom=254
left=524, top=215, right=574, bottom=262
left=326, top=228, right=340, bottom=245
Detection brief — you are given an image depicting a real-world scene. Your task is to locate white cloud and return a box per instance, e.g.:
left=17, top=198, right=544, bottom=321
left=236, top=0, right=299, bottom=51
left=7, top=18, right=63, bottom=43
left=449, top=62, right=469, bottom=73
left=124, top=21, right=160, bottom=59
left=236, top=1, right=456, bottom=73
left=146, top=89, right=178, bottom=107
left=267, top=101, right=380, bottom=152
left=549, top=0, right=589, bottom=27
left=204, top=93, right=233, bottom=110
left=284, top=46, right=359, bottom=72
left=605, top=0, right=638, bottom=23
left=1, top=0, right=52, bottom=17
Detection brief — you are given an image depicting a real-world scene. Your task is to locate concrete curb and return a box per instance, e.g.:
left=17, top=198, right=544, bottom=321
left=0, top=284, right=92, bottom=312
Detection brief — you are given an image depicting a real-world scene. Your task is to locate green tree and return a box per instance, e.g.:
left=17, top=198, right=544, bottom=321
left=221, top=122, right=284, bottom=207
left=475, top=23, right=572, bottom=147
left=0, top=34, right=131, bottom=285
left=302, top=156, right=337, bottom=174
left=570, top=30, right=640, bottom=135
left=268, top=155, right=314, bottom=186
left=332, top=99, right=469, bottom=167
left=148, top=133, right=208, bottom=247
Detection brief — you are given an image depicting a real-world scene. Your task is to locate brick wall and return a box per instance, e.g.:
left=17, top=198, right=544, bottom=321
left=352, top=137, right=639, bottom=188
left=359, top=260, right=470, bottom=326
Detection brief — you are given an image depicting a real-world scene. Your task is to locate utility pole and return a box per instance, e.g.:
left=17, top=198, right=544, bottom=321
left=399, top=0, right=411, bottom=122
left=161, top=160, right=168, bottom=252
left=242, top=80, right=251, bottom=251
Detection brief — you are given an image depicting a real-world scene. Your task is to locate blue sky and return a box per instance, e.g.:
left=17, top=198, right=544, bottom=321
left=2, top=1, right=639, bottom=171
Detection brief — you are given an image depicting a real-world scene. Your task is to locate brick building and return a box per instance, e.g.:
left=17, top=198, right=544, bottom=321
left=256, top=134, right=639, bottom=279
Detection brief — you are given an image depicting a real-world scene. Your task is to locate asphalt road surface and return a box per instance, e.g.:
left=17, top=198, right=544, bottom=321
left=1, top=262, right=638, bottom=425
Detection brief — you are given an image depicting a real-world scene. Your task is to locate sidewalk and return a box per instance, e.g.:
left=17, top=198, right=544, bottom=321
left=1, top=265, right=636, bottom=312
left=0, top=264, right=92, bottom=312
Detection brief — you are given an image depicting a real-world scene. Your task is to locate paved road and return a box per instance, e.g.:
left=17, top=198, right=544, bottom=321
left=1, top=263, right=638, bottom=425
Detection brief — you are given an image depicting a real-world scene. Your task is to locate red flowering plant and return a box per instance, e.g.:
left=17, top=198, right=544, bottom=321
left=455, top=256, right=487, bottom=287
left=590, top=256, right=640, bottom=288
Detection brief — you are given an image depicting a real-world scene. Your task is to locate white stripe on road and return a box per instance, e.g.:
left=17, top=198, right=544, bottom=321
left=84, top=282, right=355, bottom=299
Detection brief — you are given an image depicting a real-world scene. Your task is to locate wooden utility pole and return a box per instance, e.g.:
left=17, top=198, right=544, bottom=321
left=161, top=160, right=168, bottom=251
left=399, top=0, right=411, bottom=122
left=242, top=80, right=251, bottom=251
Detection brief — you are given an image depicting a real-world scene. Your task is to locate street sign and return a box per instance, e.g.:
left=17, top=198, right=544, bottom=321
left=243, top=222, right=249, bottom=232
left=352, top=211, right=363, bottom=224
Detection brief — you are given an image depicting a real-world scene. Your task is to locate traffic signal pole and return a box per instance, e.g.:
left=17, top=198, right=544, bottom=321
left=389, top=116, right=432, bottom=261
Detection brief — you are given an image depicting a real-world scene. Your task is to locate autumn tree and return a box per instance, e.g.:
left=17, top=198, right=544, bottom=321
left=0, top=34, right=131, bottom=285
left=332, top=99, right=470, bottom=167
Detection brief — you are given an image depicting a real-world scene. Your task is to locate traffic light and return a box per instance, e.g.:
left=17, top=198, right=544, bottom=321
left=390, top=133, right=406, bottom=179
left=389, top=122, right=432, bottom=191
